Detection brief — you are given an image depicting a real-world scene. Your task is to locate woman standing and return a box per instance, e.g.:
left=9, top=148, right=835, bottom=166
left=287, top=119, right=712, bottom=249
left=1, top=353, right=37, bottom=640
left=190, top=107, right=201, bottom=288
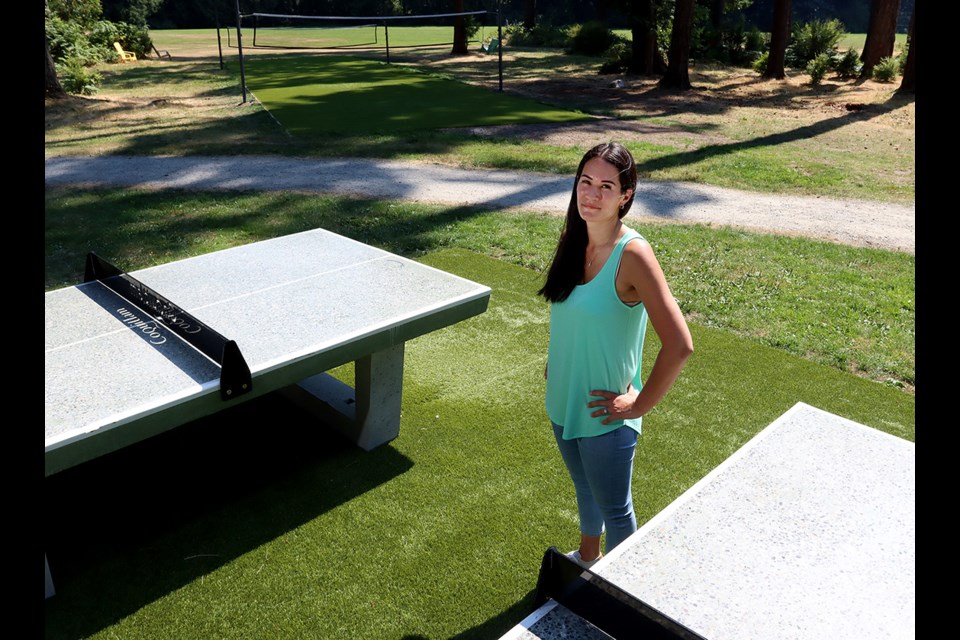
left=539, top=142, right=693, bottom=567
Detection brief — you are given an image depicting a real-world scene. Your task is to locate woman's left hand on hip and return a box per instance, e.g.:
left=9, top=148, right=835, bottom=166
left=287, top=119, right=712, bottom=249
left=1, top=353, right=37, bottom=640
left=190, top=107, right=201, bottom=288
left=588, top=385, right=640, bottom=425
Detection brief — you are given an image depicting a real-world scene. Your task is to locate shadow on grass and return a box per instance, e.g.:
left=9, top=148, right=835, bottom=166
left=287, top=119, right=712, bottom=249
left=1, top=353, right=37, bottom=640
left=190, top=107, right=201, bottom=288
left=633, top=91, right=914, bottom=176
left=44, top=189, right=524, bottom=288
left=44, top=392, right=414, bottom=639
left=448, top=589, right=538, bottom=640
left=46, top=51, right=913, bottom=188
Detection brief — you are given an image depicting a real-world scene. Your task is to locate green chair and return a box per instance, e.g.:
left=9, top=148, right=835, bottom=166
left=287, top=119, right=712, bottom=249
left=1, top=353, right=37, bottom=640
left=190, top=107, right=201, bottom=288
left=480, top=37, right=500, bottom=55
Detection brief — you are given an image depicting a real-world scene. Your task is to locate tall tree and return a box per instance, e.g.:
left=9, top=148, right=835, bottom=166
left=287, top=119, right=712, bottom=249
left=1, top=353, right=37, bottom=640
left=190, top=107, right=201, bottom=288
left=45, top=33, right=66, bottom=99
left=596, top=0, right=614, bottom=23
left=707, top=0, right=724, bottom=54
left=451, top=0, right=468, bottom=55
left=45, top=0, right=66, bottom=99
left=897, top=4, right=914, bottom=93
left=628, top=0, right=667, bottom=75
left=658, top=0, right=695, bottom=89
left=763, top=0, right=791, bottom=79
left=860, top=0, right=901, bottom=78
left=524, top=0, right=537, bottom=30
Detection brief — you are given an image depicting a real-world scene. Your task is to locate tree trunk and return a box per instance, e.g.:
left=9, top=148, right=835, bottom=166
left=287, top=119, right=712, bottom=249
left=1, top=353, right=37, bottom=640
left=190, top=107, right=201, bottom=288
left=659, top=0, right=695, bottom=89
left=45, top=0, right=66, bottom=99
left=596, top=0, right=613, bottom=23
left=860, top=0, right=901, bottom=78
left=45, top=33, right=66, bottom=99
left=524, top=0, right=536, bottom=31
left=764, top=0, right=792, bottom=79
left=630, top=0, right=667, bottom=75
left=897, top=4, right=914, bottom=93
left=707, top=0, right=724, bottom=53
left=451, top=0, right=468, bottom=55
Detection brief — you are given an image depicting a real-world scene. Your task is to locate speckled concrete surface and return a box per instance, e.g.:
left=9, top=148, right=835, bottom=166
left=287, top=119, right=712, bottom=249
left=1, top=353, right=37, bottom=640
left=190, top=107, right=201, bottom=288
left=500, top=601, right=615, bottom=640
left=45, top=228, right=490, bottom=452
left=501, top=403, right=915, bottom=640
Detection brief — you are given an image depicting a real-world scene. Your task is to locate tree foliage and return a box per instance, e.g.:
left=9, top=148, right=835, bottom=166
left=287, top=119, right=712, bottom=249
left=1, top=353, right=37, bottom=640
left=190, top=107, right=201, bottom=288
left=48, top=0, right=103, bottom=28
left=45, top=0, right=155, bottom=97
left=101, top=0, right=165, bottom=27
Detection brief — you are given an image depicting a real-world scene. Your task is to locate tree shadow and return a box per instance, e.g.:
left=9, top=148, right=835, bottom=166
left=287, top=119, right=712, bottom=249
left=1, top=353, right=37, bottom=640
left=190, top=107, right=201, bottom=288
left=633, top=90, right=913, bottom=178
left=448, top=589, right=538, bottom=640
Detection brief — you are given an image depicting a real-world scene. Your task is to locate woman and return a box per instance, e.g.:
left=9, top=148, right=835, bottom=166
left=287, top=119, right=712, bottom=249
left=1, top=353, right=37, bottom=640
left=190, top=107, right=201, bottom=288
left=539, top=142, right=693, bottom=567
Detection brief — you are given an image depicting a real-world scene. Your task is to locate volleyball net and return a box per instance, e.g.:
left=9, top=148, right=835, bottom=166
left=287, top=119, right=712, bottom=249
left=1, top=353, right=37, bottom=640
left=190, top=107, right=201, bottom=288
left=227, top=8, right=505, bottom=102
left=226, top=10, right=494, bottom=53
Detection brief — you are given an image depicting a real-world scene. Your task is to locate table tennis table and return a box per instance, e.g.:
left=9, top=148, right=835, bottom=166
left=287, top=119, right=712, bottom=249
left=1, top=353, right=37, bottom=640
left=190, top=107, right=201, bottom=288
left=45, top=228, right=491, bottom=598
left=501, top=402, right=915, bottom=640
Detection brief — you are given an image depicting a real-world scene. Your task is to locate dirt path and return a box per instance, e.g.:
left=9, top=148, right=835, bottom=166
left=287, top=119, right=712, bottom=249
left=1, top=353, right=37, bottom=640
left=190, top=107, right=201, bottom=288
left=45, top=155, right=914, bottom=253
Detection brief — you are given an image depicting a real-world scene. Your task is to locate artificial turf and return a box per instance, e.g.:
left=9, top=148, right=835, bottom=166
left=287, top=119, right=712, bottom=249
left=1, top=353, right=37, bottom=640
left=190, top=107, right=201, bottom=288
left=44, top=249, right=913, bottom=640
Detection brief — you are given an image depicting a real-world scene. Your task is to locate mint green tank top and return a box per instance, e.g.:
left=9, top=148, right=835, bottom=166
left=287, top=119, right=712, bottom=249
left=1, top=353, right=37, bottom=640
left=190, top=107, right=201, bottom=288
left=545, top=229, right=648, bottom=440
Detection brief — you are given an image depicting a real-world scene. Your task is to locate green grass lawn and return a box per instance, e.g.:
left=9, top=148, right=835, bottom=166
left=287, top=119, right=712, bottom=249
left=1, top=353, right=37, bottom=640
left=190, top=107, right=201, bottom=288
left=44, top=246, right=913, bottom=640
left=244, top=55, right=591, bottom=134
left=46, top=30, right=913, bottom=204
left=44, top=188, right=914, bottom=392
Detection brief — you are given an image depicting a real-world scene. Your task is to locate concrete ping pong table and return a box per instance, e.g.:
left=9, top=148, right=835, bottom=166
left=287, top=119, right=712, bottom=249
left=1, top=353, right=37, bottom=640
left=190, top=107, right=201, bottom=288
left=500, top=402, right=915, bottom=640
left=44, top=228, right=491, bottom=598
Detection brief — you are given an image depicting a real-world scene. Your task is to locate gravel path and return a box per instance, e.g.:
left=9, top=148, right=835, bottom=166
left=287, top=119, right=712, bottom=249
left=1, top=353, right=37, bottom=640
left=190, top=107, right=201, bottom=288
left=45, top=155, right=915, bottom=254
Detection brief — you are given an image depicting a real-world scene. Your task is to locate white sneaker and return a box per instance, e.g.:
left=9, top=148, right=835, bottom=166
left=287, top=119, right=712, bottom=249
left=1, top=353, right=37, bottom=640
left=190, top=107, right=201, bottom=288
left=566, top=549, right=603, bottom=569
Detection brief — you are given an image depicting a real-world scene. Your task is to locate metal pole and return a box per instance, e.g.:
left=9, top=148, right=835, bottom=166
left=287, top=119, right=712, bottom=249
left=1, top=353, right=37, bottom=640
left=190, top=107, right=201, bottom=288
left=235, top=0, right=247, bottom=103
left=216, top=11, right=224, bottom=70
left=497, top=6, right=503, bottom=92
left=384, top=22, right=390, bottom=63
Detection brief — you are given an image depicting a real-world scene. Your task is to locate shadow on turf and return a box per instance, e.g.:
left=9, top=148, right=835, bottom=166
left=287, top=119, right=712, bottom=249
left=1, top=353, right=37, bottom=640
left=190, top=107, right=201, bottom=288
left=44, top=392, right=413, bottom=639
left=448, top=589, right=539, bottom=640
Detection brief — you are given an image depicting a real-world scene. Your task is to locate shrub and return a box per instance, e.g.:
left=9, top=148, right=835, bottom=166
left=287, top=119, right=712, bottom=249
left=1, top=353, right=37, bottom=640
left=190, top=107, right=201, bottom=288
left=688, top=12, right=767, bottom=68
left=112, top=21, right=153, bottom=58
left=567, top=21, right=618, bottom=56
left=786, top=18, right=845, bottom=67
left=599, top=41, right=631, bottom=74
left=45, top=15, right=107, bottom=65
left=897, top=43, right=910, bottom=73
left=806, top=53, right=831, bottom=85
left=88, top=19, right=120, bottom=50
left=752, top=50, right=769, bottom=75
left=834, top=48, right=861, bottom=78
left=55, top=56, right=103, bottom=95
left=463, top=16, right=481, bottom=42
left=872, top=56, right=899, bottom=82
left=744, top=26, right=767, bottom=54
left=502, top=21, right=570, bottom=48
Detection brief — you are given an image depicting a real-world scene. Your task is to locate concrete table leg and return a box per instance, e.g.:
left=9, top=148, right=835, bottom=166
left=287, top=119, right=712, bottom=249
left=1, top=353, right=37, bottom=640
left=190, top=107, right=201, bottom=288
left=45, top=554, right=55, bottom=599
left=282, top=343, right=405, bottom=451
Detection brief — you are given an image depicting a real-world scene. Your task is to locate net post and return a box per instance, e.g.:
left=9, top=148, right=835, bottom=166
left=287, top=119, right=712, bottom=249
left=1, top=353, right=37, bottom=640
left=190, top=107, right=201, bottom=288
left=215, top=6, right=224, bottom=69
left=235, top=0, right=247, bottom=103
left=384, top=22, right=390, bottom=63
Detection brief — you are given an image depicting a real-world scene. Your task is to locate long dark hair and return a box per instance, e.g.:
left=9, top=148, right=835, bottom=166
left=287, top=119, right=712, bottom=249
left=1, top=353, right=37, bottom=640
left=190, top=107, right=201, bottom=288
left=537, top=142, right=638, bottom=303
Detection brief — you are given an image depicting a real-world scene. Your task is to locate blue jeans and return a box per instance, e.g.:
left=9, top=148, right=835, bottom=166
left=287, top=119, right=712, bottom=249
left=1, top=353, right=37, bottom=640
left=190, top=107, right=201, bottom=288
left=552, top=422, right=639, bottom=553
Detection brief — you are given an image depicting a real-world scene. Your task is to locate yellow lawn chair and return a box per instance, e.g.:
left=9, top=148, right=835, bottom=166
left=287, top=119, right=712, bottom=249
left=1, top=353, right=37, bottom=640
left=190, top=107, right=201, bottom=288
left=113, top=42, right=136, bottom=62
